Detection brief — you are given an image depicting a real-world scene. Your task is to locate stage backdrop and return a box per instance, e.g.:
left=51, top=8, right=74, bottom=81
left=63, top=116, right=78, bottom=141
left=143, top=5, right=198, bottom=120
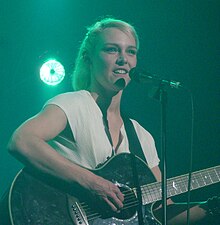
left=1, top=0, right=219, bottom=202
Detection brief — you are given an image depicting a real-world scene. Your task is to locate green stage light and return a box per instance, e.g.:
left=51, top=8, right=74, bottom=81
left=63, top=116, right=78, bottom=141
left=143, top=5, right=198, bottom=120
left=40, top=59, right=65, bottom=86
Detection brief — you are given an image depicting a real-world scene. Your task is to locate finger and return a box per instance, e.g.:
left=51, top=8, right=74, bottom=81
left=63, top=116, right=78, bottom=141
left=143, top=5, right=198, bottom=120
left=103, top=197, right=119, bottom=212
left=108, top=192, right=124, bottom=210
left=111, top=184, right=124, bottom=201
left=116, top=190, right=124, bottom=202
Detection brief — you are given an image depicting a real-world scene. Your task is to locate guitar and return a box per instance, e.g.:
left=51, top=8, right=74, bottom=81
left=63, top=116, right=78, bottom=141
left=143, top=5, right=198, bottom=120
left=4, top=153, right=220, bottom=225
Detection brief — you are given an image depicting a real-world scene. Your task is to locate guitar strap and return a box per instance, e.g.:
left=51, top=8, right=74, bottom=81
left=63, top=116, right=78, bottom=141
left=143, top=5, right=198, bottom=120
left=122, top=113, right=146, bottom=225
left=122, top=114, right=147, bottom=164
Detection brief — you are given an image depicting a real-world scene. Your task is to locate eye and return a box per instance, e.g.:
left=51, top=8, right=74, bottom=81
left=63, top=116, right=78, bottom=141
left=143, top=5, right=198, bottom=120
left=127, top=48, right=137, bottom=56
left=104, top=46, right=118, bottom=53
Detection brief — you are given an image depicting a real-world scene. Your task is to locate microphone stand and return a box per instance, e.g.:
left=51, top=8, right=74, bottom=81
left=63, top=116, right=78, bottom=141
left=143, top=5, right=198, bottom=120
left=160, top=86, right=168, bottom=225
left=131, top=153, right=144, bottom=225
left=152, top=84, right=168, bottom=225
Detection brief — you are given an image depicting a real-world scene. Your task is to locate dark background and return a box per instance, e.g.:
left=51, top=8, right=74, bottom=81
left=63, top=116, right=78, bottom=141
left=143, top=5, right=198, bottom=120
left=1, top=0, right=219, bottom=202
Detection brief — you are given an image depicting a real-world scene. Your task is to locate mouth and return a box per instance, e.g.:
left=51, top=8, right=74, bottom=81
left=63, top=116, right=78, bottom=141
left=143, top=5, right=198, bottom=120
left=113, top=68, right=128, bottom=76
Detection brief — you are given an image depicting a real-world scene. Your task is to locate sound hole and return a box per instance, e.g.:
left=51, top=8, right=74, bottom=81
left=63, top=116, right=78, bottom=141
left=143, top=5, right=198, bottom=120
left=110, top=186, right=137, bottom=220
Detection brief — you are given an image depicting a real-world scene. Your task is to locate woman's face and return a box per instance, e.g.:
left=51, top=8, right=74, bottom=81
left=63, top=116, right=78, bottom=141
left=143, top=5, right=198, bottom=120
left=89, top=27, right=137, bottom=94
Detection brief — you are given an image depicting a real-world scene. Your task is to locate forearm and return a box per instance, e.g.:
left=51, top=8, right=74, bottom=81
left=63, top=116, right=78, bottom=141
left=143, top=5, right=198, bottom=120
left=8, top=131, right=96, bottom=188
left=167, top=203, right=207, bottom=225
left=8, top=129, right=125, bottom=212
left=153, top=201, right=208, bottom=225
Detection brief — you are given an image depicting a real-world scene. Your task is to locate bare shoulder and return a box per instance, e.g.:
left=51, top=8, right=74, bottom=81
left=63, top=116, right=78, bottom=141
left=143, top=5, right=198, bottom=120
left=17, top=104, right=68, bottom=140
left=38, top=104, right=67, bottom=121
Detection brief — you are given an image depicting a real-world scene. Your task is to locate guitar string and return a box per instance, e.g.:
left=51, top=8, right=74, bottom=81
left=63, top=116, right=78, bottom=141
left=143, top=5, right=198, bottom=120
left=82, top=203, right=139, bottom=221
left=84, top=174, right=217, bottom=219
left=85, top=200, right=140, bottom=222
left=85, top=197, right=140, bottom=222
left=138, top=167, right=220, bottom=204
left=141, top=167, right=220, bottom=203
left=76, top=188, right=139, bottom=221
left=73, top=167, right=220, bottom=222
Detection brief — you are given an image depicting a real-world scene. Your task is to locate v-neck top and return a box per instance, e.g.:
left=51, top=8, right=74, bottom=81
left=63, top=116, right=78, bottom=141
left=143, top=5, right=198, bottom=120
left=45, top=90, right=160, bottom=169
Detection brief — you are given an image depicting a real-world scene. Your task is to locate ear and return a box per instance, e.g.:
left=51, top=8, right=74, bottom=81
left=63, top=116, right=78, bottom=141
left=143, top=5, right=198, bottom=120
left=82, top=51, right=91, bottom=64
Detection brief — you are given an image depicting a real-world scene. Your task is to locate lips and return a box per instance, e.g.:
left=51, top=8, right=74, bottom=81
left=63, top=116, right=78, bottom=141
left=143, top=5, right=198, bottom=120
left=113, top=68, right=128, bottom=75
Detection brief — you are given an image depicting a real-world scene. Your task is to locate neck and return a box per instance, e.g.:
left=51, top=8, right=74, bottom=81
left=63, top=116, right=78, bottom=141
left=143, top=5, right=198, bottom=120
left=90, top=90, right=122, bottom=116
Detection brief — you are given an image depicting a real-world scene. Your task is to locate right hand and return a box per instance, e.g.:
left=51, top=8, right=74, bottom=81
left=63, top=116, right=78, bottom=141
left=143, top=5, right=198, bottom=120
left=85, top=174, right=124, bottom=212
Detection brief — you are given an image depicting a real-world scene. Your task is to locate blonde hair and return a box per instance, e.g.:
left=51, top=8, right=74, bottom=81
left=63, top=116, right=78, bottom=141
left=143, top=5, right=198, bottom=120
left=72, top=17, right=139, bottom=90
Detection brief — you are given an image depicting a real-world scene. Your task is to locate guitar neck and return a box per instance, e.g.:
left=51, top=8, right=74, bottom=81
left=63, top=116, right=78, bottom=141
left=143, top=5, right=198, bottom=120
left=142, top=165, right=220, bottom=204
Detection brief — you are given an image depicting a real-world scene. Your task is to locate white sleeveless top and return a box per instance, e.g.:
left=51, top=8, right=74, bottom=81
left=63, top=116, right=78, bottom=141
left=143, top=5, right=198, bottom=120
left=45, top=90, right=160, bottom=169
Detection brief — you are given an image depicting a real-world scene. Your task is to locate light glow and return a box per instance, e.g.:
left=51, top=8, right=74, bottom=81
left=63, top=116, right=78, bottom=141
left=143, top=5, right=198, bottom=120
left=40, top=59, right=65, bottom=86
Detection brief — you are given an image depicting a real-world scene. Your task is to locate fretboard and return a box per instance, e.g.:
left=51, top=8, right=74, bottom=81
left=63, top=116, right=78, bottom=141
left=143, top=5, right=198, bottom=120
left=142, top=165, right=220, bottom=205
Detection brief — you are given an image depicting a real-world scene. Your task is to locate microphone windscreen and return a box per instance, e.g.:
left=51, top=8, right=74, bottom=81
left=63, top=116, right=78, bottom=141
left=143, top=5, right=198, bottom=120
left=129, top=67, right=139, bottom=81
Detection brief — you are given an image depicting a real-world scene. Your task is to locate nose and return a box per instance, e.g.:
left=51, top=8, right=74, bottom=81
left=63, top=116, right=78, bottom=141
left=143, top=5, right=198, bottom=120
left=116, top=54, right=128, bottom=65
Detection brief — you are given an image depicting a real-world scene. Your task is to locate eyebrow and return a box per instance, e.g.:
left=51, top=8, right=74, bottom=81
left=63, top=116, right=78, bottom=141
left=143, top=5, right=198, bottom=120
left=104, top=43, right=137, bottom=49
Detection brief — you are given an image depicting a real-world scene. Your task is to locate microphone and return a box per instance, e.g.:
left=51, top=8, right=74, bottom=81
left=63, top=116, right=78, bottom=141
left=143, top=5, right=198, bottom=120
left=129, top=67, right=183, bottom=89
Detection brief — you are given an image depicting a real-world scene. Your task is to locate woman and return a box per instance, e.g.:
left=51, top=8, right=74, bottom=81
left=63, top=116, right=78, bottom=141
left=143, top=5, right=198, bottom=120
left=7, top=17, right=216, bottom=224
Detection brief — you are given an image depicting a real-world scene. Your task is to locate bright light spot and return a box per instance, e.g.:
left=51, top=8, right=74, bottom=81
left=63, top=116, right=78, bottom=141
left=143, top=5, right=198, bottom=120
left=40, top=59, right=65, bottom=86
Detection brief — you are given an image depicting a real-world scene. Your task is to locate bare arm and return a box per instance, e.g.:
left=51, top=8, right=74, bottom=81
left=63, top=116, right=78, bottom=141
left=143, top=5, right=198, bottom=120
left=8, top=105, right=124, bottom=211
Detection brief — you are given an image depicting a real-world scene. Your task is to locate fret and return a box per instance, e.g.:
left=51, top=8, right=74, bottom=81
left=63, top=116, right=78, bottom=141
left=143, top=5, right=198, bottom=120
left=150, top=192, right=160, bottom=202
left=142, top=188, right=151, bottom=204
left=198, top=172, right=207, bottom=186
left=176, top=176, right=188, bottom=193
left=182, top=176, right=189, bottom=192
left=191, top=177, right=199, bottom=189
left=208, top=169, right=215, bottom=183
left=151, top=183, right=161, bottom=201
left=169, top=179, right=178, bottom=196
left=142, top=183, right=161, bottom=204
left=167, top=186, right=174, bottom=197
left=147, top=187, right=154, bottom=203
left=155, top=183, right=162, bottom=200
left=141, top=165, right=220, bottom=205
left=142, top=184, right=155, bottom=204
left=210, top=171, right=218, bottom=182
left=191, top=173, right=201, bottom=189
left=202, top=171, right=213, bottom=185
left=215, top=167, right=220, bottom=180
left=210, top=168, right=219, bottom=182
left=170, top=179, right=182, bottom=196
left=208, top=171, right=214, bottom=183
left=169, top=181, right=181, bottom=196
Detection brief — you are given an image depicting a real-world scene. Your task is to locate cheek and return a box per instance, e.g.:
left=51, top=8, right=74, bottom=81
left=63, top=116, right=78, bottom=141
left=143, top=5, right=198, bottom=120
left=90, top=57, right=111, bottom=82
left=130, top=56, right=137, bottom=67
left=96, top=56, right=113, bottom=76
left=93, top=53, right=109, bottom=68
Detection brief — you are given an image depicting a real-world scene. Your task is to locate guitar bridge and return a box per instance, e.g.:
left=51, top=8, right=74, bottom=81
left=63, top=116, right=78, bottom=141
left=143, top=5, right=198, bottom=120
left=67, top=194, right=89, bottom=225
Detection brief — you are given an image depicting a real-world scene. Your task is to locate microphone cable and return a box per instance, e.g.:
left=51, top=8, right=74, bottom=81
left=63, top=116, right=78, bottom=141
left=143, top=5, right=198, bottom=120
left=185, top=87, right=195, bottom=225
